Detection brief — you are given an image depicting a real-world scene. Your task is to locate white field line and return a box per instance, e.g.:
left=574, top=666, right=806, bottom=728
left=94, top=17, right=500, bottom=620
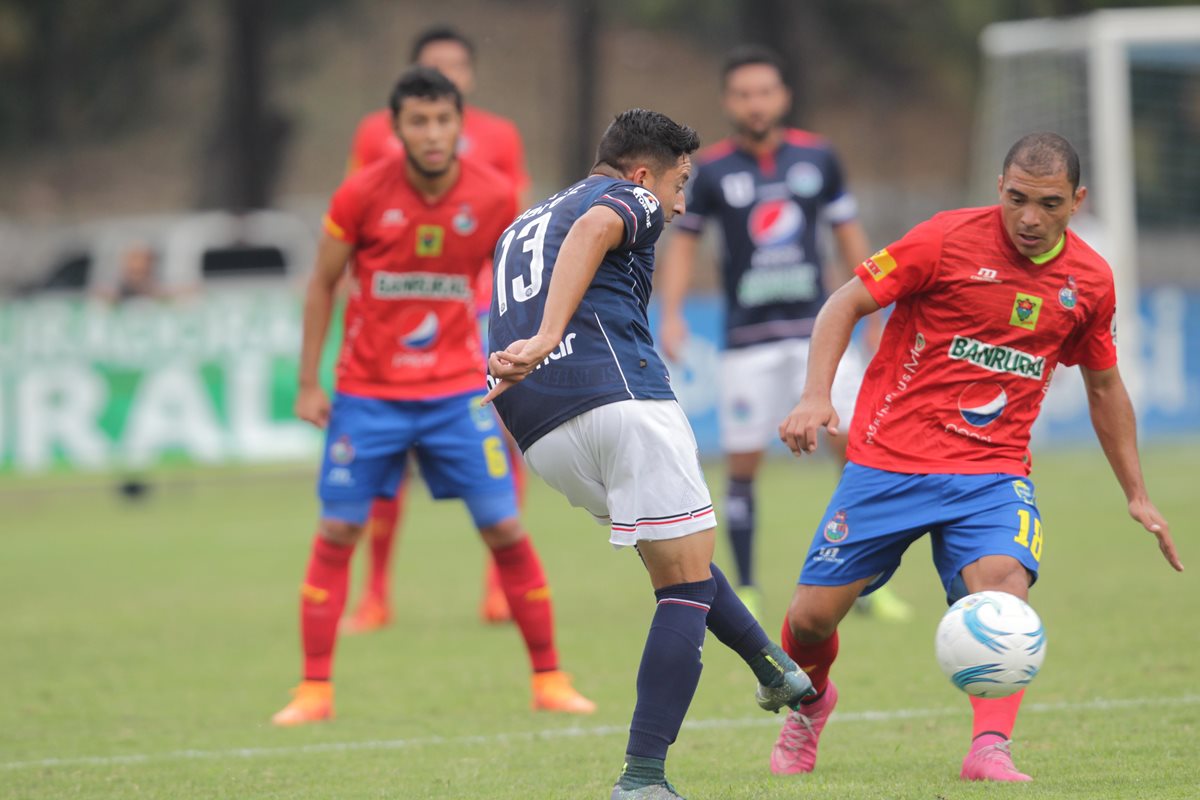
left=4, top=693, right=1197, bottom=772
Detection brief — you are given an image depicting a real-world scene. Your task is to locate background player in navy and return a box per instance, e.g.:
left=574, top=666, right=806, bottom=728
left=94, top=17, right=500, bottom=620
left=658, top=46, right=909, bottom=622
left=484, top=109, right=814, bottom=800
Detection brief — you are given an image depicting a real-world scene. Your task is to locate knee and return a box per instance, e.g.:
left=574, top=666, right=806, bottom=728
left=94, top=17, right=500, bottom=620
left=479, top=517, right=523, bottom=550
left=786, top=598, right=839, bottom=643
left=963, top=555, right=1033, bottom=600
left=319, top=518, right=364, bottom=547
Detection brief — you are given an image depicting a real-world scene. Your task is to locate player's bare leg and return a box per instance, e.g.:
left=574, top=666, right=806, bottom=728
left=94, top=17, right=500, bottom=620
left=958, top=555, right=1034, bottom=782
left=477, top=517, right=594, bottom=714
left=770, top=578, right=871, bottom=774
left=273, top=518, right=366, bottom=726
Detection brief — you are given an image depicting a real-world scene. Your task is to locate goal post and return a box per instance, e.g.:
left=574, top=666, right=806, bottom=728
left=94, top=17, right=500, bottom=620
left=974, top=7, right=1200, bottom=409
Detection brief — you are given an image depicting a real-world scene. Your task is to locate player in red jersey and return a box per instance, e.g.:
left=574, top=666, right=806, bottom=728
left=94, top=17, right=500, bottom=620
left=272, top=67, right=593, bottom=725
left=344, top=26, right=531, bottom=632
left=768, top=132, right=1183, bottom=780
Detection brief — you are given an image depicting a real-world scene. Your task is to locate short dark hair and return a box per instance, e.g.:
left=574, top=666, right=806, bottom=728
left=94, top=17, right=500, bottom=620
left=593, top=109, right=700, bottom=175
left=388, top=65, right=463, bottom=118
left=1003, top=132, right=1082, bottom=190
left=722, top=44, right=786, bottom=88
left=410, top=25, right=475, bottom=64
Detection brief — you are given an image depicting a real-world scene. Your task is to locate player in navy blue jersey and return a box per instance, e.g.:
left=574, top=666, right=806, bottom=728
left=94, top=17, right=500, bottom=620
left=484, top=109, right=815, bottom=800
left=658, top=45, right=910, bottom=624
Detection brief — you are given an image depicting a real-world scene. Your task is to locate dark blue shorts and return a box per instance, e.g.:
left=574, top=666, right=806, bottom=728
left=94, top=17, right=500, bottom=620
left=800, top=463, right=1043, bottom=604
left=317, top=390, right=517, bottom=528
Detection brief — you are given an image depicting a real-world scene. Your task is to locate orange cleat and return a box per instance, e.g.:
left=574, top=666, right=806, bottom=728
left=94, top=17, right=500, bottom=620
left=532, top=670, right=596, bottom=714
left=341, top=595, right=392, bottom=634
left=480, top=561, right=512, bottom=624
left=271, top=680, right=334, bottom=726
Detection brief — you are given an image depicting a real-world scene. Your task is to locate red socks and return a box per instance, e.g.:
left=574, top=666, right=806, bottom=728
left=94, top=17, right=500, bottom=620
left=970, top=689, right=1025, bottom=745
left=781, top=619, right=839, bottom=696
left=492, top=537, right=558, bottom=672
left=365, top=491, right=405, bottom=603
left=300, top=536, right=354, bottom=681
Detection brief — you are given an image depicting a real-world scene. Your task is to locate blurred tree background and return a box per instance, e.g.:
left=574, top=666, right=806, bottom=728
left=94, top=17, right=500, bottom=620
left=0, top=0, right=1193, bottom=216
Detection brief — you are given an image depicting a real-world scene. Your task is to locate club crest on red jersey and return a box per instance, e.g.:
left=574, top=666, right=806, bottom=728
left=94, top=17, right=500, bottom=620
left=1058, top=275, right=1078, bottom=309
left=452, top=204, right=477, bottom=236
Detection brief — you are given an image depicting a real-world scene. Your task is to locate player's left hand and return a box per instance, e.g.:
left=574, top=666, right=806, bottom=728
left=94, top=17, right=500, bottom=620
left=481, top=334, right=559, bottom=404
left=1128, top=497, right=1183, bottom=571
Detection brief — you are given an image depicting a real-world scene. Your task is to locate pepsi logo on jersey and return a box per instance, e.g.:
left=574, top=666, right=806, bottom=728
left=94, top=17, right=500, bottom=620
left=747, top=198, right=803, bottom=246
left=958, top=381, right=1008, bottom=427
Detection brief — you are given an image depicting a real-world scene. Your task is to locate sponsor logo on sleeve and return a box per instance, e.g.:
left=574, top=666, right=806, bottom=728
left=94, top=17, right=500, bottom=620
left=948, top=335, right=1045, bottom=380
left=630, top=187, right=660, bottom=227
left=863, top=248, right=898, bottom=282
left=1009, top=292, right=1043, bottom=330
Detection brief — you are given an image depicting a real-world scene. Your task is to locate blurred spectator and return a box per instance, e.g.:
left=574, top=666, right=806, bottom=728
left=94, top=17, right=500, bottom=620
left=92, top=241, right=164, bottom=303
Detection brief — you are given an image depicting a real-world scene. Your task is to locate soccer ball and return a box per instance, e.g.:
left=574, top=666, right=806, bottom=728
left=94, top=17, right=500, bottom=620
left=935, top=591, right=1046, bottom=698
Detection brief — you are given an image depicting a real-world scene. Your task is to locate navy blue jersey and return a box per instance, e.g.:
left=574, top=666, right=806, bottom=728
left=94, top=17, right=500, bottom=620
left=488, top=175, right=675, bottom=451
left=676, top=129, right=858, bottom=348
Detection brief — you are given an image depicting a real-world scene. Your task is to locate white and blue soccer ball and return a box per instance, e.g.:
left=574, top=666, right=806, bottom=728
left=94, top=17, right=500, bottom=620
left=935, top=591, right=1046, bottom=698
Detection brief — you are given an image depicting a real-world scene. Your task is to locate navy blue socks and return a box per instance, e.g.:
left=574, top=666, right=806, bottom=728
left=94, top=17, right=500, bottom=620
left=726, top=477, right=756, bottom=587
left=622, top=577, right=716, bottom=784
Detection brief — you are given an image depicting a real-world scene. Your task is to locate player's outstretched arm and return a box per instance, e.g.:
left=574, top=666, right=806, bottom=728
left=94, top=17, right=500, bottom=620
left=656, top=229, right=700, bottom=362
left=778, top=277, right=879, bottom=456
left=1081, top=364, right=1183, bottom=571
left=296, top=233, right=354, bottom=429
left=485, top=206, right=625, bottom=402
left=833, top=220, right=883, bottom=352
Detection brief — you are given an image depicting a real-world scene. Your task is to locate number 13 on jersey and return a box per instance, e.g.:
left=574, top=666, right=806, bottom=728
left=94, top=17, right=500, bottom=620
left=495, top=212, right=552, bottom=315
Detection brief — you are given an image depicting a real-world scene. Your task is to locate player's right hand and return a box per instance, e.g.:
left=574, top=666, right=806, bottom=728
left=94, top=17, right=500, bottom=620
left=659, top=313, right=689, bottom=363
left=778, top=396, right=840, bottom=456
left=482, top=334, right=560, bottom=404
left=295, top=384, right=331, bottom=429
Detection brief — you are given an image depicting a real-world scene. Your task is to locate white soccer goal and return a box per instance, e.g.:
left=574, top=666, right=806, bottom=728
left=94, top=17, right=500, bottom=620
left=973, top=7, right=1200, bottom=406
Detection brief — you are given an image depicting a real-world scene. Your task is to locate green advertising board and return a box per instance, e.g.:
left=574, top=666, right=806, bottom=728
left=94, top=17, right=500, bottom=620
left=0, top=291, right=340, bottom=474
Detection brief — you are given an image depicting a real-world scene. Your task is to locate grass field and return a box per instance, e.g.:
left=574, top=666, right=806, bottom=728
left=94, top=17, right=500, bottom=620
left=3, top=443, right=1197, bottom=799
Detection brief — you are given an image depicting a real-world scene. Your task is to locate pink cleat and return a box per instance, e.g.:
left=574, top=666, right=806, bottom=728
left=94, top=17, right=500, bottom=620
left=769, top=680, right=838, bottom=775
left=960, top=738, right=1032, bottom=782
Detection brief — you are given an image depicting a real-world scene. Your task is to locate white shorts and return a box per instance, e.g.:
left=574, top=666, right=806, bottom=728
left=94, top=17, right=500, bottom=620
left=523, top=399, right=716, bottom=548
left=718, top=339, right=865, bottom=454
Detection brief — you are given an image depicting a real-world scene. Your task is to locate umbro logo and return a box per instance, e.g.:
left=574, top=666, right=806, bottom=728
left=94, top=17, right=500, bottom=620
left=970, top=267, right=1003, bottom=284
left=380, top=209, right=406, bottom=226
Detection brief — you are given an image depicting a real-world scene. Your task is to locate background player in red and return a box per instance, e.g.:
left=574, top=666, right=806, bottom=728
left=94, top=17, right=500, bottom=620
left=658, top=45, right=910, bottom=624
left=344, top=25, right=532, bottom=631
left=768, top=132, right=1183, bottom=781
left=272, top=67, right=593, bottom=725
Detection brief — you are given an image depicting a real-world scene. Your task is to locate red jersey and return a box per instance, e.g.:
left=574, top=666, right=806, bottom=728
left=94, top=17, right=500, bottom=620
left=347, top=105, right=530, bottom=195
left=848, top=206, right=1118, bottom=476
left=323, top=154, right=517, bottom=400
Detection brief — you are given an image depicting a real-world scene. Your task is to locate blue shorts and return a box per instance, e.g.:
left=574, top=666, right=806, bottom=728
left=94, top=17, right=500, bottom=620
left=317, top=390, right=517, bottom=528
left=800, top=463, right=1043, bottom=605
